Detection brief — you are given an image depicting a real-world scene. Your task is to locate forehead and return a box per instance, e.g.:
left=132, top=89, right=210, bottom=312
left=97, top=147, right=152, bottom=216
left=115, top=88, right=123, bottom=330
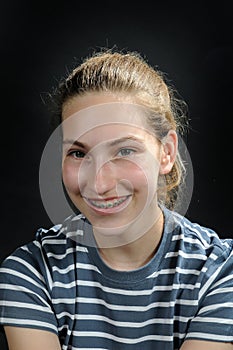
left=62, top=94, right=153, bottom=143
left=62, top=92, right=143, bottom=118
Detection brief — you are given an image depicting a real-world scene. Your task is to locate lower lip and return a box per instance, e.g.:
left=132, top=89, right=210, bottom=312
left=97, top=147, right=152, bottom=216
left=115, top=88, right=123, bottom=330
left=83, top=196, right=132, bottom=215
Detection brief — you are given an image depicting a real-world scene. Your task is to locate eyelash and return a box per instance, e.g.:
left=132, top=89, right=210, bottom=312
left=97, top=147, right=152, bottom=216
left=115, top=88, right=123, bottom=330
left=116, top=148, right=136, bottom=157
left=68, top=150, right=86, bottom=159
left=67, top=147, right=136, bottom=159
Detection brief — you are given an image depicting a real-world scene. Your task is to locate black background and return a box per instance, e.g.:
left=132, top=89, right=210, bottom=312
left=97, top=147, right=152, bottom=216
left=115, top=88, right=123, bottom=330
left=1, top=1, right=233, bottom=263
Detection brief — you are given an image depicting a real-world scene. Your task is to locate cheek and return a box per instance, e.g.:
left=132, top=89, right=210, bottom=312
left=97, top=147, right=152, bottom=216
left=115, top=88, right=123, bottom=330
left=119, top=160, right=157, bottom=193
left=131, top=165, right=160, bottom=209
left=62, top=157, right=160, bottom=196
left=62, top=161, right=81, bottom=194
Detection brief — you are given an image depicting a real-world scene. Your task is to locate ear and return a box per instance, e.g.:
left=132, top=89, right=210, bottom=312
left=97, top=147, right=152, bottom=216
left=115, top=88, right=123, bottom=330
left=159, top=130, right=178, bottom=175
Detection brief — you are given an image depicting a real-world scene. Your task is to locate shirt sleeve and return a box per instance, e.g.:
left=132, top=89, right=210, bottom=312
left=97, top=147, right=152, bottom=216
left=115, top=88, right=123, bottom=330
left=185, top=248, right=233, bottom=343
left=0, top=242, right=58, bottom=335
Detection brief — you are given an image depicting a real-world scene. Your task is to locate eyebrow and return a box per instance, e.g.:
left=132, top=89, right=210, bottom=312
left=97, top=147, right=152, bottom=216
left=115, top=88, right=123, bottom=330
left=62, top=136, right=145, bottom=148
left=63, top=139, right=86, bottom=148
left=109, top=136, right=145, bottom=147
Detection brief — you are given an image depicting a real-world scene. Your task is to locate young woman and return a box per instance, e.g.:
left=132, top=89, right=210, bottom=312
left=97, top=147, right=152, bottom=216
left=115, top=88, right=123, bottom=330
left=0, top=49, right=233, bottom=350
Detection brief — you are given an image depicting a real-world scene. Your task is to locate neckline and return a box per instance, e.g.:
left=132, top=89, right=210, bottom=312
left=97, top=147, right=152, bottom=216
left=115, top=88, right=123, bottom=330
left=87, top=207, right=176, bottom=283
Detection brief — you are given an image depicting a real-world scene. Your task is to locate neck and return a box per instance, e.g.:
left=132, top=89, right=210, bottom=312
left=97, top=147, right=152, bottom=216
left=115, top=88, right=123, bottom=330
left=98, top=209, right=164, bottom=271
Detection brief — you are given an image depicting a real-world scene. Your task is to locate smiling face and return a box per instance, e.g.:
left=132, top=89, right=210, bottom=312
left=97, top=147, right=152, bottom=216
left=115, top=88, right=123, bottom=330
left=61, top=92, right=177, bottom=246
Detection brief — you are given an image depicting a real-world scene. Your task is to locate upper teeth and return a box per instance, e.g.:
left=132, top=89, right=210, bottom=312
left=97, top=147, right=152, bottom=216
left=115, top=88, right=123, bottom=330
left=88, top=197, right=127, bottom=208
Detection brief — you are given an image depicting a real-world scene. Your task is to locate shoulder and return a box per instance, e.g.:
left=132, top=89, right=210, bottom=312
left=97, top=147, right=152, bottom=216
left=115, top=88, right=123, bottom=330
left=0, top=213, right=94, bottom=298
left=0, top=213, right=89, bottom=273
left=164, top=208, right=233, bottom=259
left=182, top=214, right=233, bottom=255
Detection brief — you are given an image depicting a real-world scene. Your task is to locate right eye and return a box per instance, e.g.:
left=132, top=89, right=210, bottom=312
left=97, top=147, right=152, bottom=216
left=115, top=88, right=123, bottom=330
left=68, top=150, right=86, bottom=159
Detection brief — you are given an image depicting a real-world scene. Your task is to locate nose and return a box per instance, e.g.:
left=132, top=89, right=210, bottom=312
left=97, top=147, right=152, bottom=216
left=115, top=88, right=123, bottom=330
left=94, top=160, right=117, bottom=196
left=78, top=155, right=117, bottom=197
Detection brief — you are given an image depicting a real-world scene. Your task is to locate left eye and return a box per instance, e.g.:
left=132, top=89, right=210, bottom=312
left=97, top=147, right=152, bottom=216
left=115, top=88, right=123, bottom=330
left=117, top=148, right=135, bottom=157
left=68, top=150, right=86, bottom=158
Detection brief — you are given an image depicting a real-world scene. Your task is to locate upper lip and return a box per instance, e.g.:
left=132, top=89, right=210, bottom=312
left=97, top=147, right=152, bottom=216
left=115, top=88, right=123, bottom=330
left=84, top=195, right=131, bottom=201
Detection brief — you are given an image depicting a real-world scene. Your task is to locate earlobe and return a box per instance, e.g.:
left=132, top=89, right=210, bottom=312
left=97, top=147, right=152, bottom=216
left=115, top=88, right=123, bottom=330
left=159, top=130, right=178, bottom=175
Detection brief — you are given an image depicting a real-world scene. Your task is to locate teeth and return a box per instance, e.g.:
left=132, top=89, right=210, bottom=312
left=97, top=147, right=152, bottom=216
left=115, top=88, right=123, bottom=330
left=88, top=197, right=127, bottom=209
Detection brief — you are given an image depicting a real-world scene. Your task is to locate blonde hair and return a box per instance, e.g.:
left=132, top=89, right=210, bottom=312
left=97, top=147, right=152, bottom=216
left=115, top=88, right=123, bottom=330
left=50, top=48, right=189, bottom=210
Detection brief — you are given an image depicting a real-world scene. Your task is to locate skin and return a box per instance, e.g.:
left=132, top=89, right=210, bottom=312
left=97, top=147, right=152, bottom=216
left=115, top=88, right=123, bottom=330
left=62, top=92, right=176, bottom=263
left=4, top=92, right=233, bottom=350
left=4, top=327, right=61, bottom=350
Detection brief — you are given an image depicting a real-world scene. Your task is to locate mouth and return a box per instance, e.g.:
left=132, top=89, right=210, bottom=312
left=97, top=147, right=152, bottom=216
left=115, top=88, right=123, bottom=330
left=83, top=195, right=132, bottom=214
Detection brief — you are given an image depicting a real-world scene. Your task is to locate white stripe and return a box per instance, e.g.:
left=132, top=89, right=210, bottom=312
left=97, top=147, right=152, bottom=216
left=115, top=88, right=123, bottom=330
left=183, top=222, right=213, bottom=245
left=165, top=251, right=207, bottom=260
left=70, top=345, right=109, bottom=350
left=41, top=239, right=67, bottom=245
left=0, top=268, right=51, bottom=299
left=70, top=349, right=108, bottom=350
left=211, top=274, right=233, bottom=289
left=21, top=246, right=31, bottom=253
left=179, top=267, right=205, bottom=275
left=53, top=281, right=77, bottom=288
left=0, top=317, right=57, bottom=332
left=76, top=280, right=200, bottom=295
left=57, top=311, right=75, bottom=320
left=173, top=315, right=193, bottom=323
left=66, top=230, right=84, bottom=238
left=45, top=269, right=199, bottom=293
left=172, top=234, right=210, bottom=249
left=208, top=286, right=233, bottom=296
left=52, top=262, right=101, bottom=274
left=52, top=296, right=175, bottom=310
left=192, top=316, right=233, bottom=324
left=71, top=214, right=85, bottom=221
left=58, top=323, right=71, bottom=332
left=198, top=262, right=225, bottom=300
left=76, top=262, right=101, bottom=273
left=209, top=253, right=218, bottom=260
left=176, top=299, right=198, bottom=306
left=52, top=297, right=76, bottom=305
left=173, top=332, right=186, bottom=339
left=69, top=348, right=107, bottom=350
left=171, top=233, right=184, bottom=241
left=185, top=225, right=230, bottom=249
left=148, top=267, right=201, bottom=279
left=0, top=300, right=52, bottom=313
left=56, top=313, right=193, bottom=326
left=58, top=296, right=197, bottom=308
left=0, top=283, right=52, bottom=308
left=56, top=312, right=173, bottom=326
left=39, top=245, right=54, bottom=291
left=77, top=314, right=173, bottom=327
left=5, top=256, right=45, bottom=282
left=52, top=296, right=197, bottom=310
left=185, top=222, right=217, bottom=236
left=188, top=222, right=212, bottom=234
left=186, top=332, right=233, bottom=341
left=198, top=302, right=233, bottom=314
left=33, top=241, right=43, bottom=249
left=48, top=224, right=62, bottom=232
left=38, top=226, right=63, bottom=239
left=72, top=331, right=172, bottom=343
left=46, top=246, right=88, bottom=259
left=52, top=264, right=75, bottom=274
left=154, top=283, right=201, bottom=291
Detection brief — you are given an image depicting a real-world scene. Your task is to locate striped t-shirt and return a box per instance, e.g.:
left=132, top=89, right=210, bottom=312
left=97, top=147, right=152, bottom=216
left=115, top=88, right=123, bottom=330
left=0, top=208, right=233, bottom=349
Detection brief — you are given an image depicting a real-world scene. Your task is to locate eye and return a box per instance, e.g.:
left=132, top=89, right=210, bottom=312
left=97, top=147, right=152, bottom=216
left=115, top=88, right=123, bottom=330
left=68, top=150, right=86, bottom=159
left=117, top=148, right=136, bottom=157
